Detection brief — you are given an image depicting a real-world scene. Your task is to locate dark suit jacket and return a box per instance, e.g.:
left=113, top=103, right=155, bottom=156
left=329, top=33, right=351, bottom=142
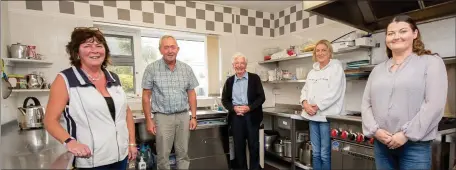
left=221, top=72, right=266, bottom=125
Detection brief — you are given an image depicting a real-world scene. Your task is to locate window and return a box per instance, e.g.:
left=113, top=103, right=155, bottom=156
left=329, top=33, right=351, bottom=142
left=105, top=34, right=135, bottom=95
left=141, top=37, right=208, bottom=97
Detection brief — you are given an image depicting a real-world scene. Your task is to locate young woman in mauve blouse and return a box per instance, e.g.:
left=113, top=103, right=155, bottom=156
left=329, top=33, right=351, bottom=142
left=361, top=15, right=448, bottom=170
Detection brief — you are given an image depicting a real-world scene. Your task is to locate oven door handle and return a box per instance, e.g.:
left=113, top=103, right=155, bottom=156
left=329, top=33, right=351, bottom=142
left=344, top=150, right=375, bottom=161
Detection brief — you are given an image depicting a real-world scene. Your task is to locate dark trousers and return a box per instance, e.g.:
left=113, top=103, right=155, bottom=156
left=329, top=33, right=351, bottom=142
left=231, top=113, right=260, bottom=170
left=78, top=157, right=128, bottom=170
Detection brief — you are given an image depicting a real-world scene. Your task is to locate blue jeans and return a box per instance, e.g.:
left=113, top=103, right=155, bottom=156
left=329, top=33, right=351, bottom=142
left=78, top=157, right=128, bottom=170
left=374, top=139, right=431, bottom=170
left=309, top=121, right=331, bottom=170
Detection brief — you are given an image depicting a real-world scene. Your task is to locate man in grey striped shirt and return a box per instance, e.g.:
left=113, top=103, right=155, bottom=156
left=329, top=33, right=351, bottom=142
left=141, top=35, right=199, bottom=169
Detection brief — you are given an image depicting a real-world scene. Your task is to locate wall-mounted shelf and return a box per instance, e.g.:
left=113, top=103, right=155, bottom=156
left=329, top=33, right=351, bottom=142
left=258, top=53, right=313, bottom=64
left=258, top=45, right=373, bottom=65
left=12, top=89, right=50, bottom=93
left=3, top=58, right=53, bottom=66
left=262, top=80, right=306, bottom=84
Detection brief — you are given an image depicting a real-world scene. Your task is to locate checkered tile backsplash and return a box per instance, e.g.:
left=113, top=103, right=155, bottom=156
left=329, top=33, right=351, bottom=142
left=12, top=0, right=327, bottom=38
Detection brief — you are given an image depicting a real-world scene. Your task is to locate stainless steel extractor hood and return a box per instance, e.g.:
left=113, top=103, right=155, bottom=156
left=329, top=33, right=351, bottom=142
left=304, top=0, right=456, bottom=33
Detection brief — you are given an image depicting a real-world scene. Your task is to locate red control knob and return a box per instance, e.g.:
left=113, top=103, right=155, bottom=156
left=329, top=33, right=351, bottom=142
left=331, top=129, right=340, bottom=137
left=369, top=138, right=375, bottom=145
left=356, top=134, right=365, bottom=143
left=340, top=131, right=348, bottom=139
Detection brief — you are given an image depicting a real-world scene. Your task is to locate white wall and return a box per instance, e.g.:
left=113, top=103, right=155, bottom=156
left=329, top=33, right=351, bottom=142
left=1, top=10, right=92, bottom=124
left=219, top=32, right=276, bottom=107
left=371, top=16, right=456, bottom=64
left=262, top=20, right=368, bottom=111
left=263, top=16, right=456, bottom=112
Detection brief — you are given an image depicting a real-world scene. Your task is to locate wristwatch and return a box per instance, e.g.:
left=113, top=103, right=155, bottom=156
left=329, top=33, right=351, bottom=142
left=191, top=116, right=197, bottom=120
left=63, top=137, right=75, bottom=146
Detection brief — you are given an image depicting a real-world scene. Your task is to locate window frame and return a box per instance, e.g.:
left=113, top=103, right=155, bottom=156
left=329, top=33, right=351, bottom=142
left=140, top=35, right=209, bottom=97
left=104, top=34, right=137, bottom=94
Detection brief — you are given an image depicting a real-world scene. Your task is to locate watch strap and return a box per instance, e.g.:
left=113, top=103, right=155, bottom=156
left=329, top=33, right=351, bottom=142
left=63, top=137, right=75, bottom=146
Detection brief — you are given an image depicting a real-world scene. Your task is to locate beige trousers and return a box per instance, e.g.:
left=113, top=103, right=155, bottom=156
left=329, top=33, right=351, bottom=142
left=154, top=112, right=190, bottom=170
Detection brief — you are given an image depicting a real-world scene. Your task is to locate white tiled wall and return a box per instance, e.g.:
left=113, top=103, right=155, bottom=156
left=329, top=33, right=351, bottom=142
left=1, top=8, right=93, bottom=124
left=269, top=16, right=456, bottom=112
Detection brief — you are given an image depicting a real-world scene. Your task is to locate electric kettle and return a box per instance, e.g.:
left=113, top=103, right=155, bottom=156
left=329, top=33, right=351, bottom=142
left=17, top=97, right=45, bottom=130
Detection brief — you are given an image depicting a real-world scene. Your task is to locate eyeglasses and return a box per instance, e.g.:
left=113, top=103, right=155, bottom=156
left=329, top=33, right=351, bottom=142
left=74, top=27, right=103, bottom=34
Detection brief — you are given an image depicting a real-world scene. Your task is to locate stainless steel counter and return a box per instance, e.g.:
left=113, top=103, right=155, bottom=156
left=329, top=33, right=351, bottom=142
left=1, top=122, right=68, bottom=169
left=133, top=110, right=228, bottom=123
left=263, top=107, right=306, bottom=120
left=1, top=109, right=229, bottom=169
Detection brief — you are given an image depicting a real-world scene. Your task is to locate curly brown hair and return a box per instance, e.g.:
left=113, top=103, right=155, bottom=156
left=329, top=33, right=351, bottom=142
left=386, top=15, right=437, bottom=58
left=65, top=28, right=111, bottom=68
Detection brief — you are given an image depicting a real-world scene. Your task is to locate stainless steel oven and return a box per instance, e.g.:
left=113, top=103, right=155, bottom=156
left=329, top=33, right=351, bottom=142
left=331, top=139, right=376, bottom=170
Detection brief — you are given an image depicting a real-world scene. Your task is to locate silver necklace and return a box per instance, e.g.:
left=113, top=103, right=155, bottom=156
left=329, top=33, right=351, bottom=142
left=81, top=69, right=102, bottom=81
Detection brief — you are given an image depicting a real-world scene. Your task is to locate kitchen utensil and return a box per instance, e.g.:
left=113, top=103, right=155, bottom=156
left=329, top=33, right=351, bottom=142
left=27, top=45, right=37, bottom=59
left=299, top=148, right=305, bottom=163
left=17, top=97, right=45, bottom=129
left=273, top=143, right=284, bottom=153
left=26, top=74, right=44, bottom=89
left=296, top=67, right=309, bottom=80
left=1, top=59, right=12, bottom=99
left=283, top=139, right=292, bottom=157
left=303, top=142, right=312, bottom=166
left=268, top=70, right=276, bottom=81
left=265, top=135, right=277, bottom=151
left=8, top=43, right=29, bottom=59
left=282, top=70, right=293, bottom=80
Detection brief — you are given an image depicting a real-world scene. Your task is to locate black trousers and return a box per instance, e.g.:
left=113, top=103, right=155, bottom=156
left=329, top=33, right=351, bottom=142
left=231, top=113, right=261, bottom=170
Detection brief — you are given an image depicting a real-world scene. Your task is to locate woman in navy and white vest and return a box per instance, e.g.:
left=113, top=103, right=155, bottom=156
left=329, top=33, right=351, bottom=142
left=44, top=27, right=137, bottom=169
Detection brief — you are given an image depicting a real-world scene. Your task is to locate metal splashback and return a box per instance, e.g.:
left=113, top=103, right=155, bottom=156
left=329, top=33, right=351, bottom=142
left=304, top=0, right=456, bottom=33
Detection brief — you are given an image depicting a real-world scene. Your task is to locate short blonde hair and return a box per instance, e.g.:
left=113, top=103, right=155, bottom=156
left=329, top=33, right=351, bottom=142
left=159, top=35, right=178, bottom=49
left=312, top=39, right=333, bottom=62
left=232, top=52, right=248, bottom=63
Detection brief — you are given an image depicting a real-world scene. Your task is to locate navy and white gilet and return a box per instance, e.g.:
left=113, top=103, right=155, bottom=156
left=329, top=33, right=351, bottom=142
left=60, top=66, right=129, bottom=168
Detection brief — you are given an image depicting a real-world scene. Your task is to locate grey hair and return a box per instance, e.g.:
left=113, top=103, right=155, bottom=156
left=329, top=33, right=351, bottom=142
left=159, top=35, right=178, bottom=49
left=231, top=52, right=248, bottom=64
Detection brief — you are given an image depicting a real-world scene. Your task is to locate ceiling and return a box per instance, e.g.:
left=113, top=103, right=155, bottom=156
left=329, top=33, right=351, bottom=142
left=204, top=1, right=302, bottom=13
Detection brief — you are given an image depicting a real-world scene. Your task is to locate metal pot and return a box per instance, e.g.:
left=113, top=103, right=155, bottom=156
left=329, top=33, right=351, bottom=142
left=273, top=143, right=284, bottom=153
left=17, top=97, right=45, bottom=130
left=303, top=142, right=312, bottom=166
left=264, top=135, right=277, bottom=151
left=284, top=139, right=292, bottom=157
left=26, top=74, right=44, bottom=89
left=8, top=43, right=28, bottom=59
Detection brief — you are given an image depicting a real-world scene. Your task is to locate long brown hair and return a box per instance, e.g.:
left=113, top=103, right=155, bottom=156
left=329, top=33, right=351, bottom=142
left=385, top=15, right=436, bottom=58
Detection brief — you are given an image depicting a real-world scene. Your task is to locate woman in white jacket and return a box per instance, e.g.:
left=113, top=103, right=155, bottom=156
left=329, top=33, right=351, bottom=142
left=300, top=39, right=346, bottom=170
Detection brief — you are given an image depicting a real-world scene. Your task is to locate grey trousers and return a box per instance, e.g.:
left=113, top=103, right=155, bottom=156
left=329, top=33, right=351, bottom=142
left=154, top=112, right=190, bottom=170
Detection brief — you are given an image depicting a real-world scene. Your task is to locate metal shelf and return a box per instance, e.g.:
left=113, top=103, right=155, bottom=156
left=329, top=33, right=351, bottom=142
left=262, top=80, right=306, bottom=84
left=265, top=150, right=292, bottom=163
left=259, top=53, right=313, bottom=64
left=258, top=45, right=372, bottom=65
left=3, top=58, right=53, bottom=64
left=12, top=89, right=50, bottom=93
left=295, top=161, right=312, bottom=169
left=334, top=45, right=372, bottom=54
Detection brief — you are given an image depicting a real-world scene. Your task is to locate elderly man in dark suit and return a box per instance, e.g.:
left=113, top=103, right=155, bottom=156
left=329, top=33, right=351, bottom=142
left=222, top=53, right=266, bottom=170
